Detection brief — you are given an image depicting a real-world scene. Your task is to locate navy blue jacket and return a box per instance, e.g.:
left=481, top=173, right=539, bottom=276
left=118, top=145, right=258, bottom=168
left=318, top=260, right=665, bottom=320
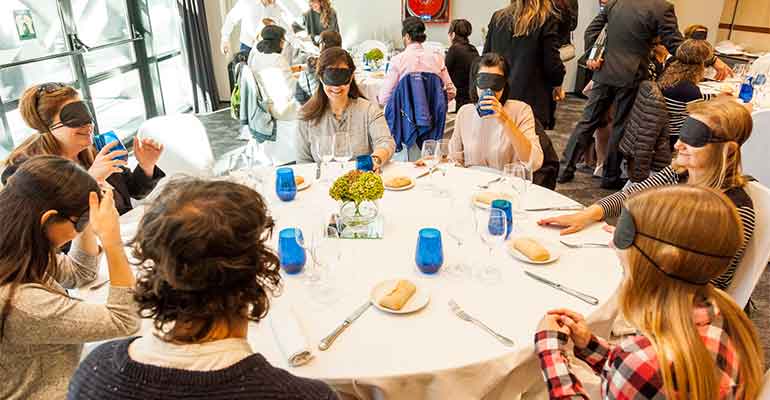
left=384, top=72, right=447, bottom=152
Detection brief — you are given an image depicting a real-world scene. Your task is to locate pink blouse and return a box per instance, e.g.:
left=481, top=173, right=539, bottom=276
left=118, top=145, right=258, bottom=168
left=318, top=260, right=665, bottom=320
left=377, top=43, right=457, bottom=106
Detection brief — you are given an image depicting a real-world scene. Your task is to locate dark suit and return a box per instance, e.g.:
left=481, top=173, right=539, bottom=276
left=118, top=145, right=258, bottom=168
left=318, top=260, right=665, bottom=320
left=561, top=0, right=683, bottom=187
left=484, top=11, right=566, bottom=129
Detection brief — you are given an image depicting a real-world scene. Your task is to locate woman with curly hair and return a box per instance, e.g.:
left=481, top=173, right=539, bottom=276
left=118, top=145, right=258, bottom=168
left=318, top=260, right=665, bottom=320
left=302, top=0, right=339, bottom=45
left=68, top=178, right=338, bottom=400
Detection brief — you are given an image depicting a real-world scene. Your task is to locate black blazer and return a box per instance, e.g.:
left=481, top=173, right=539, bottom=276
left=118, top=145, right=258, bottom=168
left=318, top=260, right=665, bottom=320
left=554, top=0, right=579, bottom=47
left=2, top=161, right=164, bottom=216
left=445, top=41, right=479, bottom=110
left=483, top=11, right=565, bottom=128
left=585, top=0, right=683, bottom=88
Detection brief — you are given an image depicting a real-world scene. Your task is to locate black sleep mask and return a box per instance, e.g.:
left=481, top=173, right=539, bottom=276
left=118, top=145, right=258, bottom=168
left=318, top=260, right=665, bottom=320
left=613, top=207, right=732, bottom=285
left=679, top=117, right=727, bottom=148
left=691, top=29, right=708, bottom=40
left=49, top=101, right=93, bottom=130
left=476, top=73, right=507, bottom=91
left=322, top=68, right=353, bottom=86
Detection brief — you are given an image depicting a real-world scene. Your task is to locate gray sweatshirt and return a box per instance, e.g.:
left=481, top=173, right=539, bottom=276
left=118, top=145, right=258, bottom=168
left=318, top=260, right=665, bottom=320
left=0, top=238, right=140, bottom=400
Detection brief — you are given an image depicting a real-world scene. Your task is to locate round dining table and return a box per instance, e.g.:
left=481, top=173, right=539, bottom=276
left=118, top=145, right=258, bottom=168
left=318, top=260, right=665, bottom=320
left=82, top=162, right=622, bottom=400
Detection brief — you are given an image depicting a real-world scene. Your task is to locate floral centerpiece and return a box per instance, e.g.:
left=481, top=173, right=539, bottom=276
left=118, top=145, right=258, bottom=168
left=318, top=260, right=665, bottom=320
left=329, top=170, right=384, bottom=233
left=363, top=48, right=385, bottom=69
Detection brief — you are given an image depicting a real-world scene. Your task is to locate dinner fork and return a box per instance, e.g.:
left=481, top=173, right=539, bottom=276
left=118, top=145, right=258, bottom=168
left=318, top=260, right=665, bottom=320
left=559, top=240, right=609, bottom=249
left=477, top=176, right=502, bottom=190
left=448, top=300, right=515, bottom=347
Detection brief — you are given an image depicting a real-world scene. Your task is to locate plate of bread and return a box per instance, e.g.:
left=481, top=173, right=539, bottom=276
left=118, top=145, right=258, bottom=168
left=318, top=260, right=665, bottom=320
left=508, top=237, right=560, bottom=265
left=370, top=279, right=429, bottom=314
left=295, top=175, right=311, bottom=191
left=384, top=176, right=415, bottom=191
left=472, top=191, right=516, bottom=209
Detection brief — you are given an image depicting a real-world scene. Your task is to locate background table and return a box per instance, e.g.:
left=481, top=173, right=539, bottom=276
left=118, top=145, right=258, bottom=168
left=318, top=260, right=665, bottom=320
left=85, top=163, right=623, bottom=400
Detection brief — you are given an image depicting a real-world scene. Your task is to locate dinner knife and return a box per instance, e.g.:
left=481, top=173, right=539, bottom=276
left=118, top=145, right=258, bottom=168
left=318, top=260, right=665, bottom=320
left=318, top=301, right=371, bottom=351
left=524, top=271, right=600, bottom=305
left=525, top=205, right=584, bottom=212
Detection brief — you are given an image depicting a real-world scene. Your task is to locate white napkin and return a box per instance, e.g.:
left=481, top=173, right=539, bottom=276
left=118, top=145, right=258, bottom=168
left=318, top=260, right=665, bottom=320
left=270, top=308, right=314, bottom=367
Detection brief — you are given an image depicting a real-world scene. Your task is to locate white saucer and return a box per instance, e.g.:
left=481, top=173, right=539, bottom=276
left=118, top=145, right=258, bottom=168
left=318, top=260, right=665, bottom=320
left=507, top=237, right=561, bottom=265
left=296, top=177, right=311, bottom=191
left=384, top=178, right=416, bottom=191
left=370, top=279, right=430, bottom=314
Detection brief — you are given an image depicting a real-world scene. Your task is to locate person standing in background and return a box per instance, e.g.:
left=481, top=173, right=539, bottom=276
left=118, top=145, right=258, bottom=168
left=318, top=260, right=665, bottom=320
left=220, top=0, right=284, bottom=56
left=549, top=0, right=578, bottom=129
left=483, top=0, right=566, bottom=131
left=445, top=19, right=479, bottom=111
left=299, top=0, right=340, bottom=45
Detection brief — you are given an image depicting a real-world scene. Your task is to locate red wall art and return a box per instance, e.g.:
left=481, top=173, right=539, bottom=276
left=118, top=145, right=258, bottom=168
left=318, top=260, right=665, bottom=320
left=403, top=0, right=450, bottom=24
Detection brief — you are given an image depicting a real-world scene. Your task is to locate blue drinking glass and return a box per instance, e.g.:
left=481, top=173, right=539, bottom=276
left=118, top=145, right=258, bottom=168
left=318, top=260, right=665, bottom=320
left=278, top=228, right=306, bottom=274
left=415, top=228, right=444, bottom=274
left=275, top=167, right=297, bottom=202
left=487, top=206, right=508, bottom=238
left=476, top=88, right=495, bottom=117
left=739, top=78, right=754, bottom=103
left=356, top=155, right=374, bottom=172
left=491, top=199, right=513, bottom=239
left=93, top=131, right=129, bottom=161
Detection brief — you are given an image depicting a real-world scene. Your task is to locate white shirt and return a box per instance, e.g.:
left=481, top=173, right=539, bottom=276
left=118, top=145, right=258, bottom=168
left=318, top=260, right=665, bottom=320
left=247, top=50, right=299, bottom=120
left=221, top=0, right=283, bottom=47
left=129, top=335, right=253, bottom=371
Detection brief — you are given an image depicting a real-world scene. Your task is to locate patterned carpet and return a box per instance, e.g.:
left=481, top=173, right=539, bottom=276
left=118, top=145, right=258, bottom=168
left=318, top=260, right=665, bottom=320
left=199, top=97, right=769, bottom=369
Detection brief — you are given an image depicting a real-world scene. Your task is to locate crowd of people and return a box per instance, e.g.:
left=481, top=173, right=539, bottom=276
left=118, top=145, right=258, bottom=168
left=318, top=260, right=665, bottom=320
left=0, top=0, right=767, bottom=399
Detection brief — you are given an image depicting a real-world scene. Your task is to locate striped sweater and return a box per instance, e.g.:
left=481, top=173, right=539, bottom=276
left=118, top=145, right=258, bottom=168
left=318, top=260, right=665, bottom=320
left=661, top=81, right=715, bottom=138
left=597, top=166, right=756, bottom=290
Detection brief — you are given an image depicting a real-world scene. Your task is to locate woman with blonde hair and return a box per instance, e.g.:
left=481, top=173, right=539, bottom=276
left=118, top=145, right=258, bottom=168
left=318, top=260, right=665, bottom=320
left=539, top=97, right=755, bottom=290
left=536, top=186, right=764, bottom=399
left=483, top=0, right=566, bottom=128
left=301, top=0, right=339, bottom=45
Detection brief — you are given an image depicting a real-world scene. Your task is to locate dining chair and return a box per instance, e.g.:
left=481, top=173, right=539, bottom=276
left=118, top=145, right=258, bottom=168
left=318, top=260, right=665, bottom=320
left=137, top=114, right=215, bottom=177
left=744, top=110, right=770, bottom=186
left=727, top=182, right=770, bottom=308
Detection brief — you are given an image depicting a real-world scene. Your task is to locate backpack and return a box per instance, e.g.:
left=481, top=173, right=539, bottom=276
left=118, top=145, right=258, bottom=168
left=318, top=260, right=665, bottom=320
left=229, top=51, right=250, bottom=120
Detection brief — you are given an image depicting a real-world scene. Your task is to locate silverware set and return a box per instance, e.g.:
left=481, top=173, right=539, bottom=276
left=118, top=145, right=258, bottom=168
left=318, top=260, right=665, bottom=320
left=476, top=176, right=502, bottom=189
left=448, top=299, right=515, bottom=347
left=524, top=271, right=599, bottom=305
left=559, top=240, right=609, bottom=249
left=524, top=205, right=584, bottom=212
left=318, top=301, right=371, bottom=351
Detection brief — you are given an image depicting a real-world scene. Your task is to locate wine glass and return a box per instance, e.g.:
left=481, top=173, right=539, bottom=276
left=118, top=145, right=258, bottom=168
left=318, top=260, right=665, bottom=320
left=295, top=223, right=341, bottom=304
left=334, top=132, right=352, bottom=175
left=420, top=140, right=438, bottom=192
left=474, top=207, right=507, bottom=285
left=443, top=195, right=473, bottom=280
left=433, top=139, right=452, bottom=198
left=314, top=134, right=335, bottom=184
left=505, top=161, right=532, bottom=220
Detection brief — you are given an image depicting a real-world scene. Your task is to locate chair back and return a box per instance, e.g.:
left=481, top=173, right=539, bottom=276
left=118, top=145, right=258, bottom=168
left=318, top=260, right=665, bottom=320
left=745, top=110, right=770, bottom=186
left=727, top=182, right=770, bottom=307
left=137, top=114, right=214, bottom=177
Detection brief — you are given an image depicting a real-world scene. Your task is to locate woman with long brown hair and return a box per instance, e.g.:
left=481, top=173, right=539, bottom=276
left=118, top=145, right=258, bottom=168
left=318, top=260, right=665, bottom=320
left=296, top=48, right=395, bottom=170
left=536, top=186, right=764, bottom=399
left=0, top=156, right=139, bottom=400
left=540, top=97, right=755, bottom=290
left=2, top=83, right=165, bottom=215
left=302, top=0, right=339, bottom=45
left=483, top=0, right=566, bottom=128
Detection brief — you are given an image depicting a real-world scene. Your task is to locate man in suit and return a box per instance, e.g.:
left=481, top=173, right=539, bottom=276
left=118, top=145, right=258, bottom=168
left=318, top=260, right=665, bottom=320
left=558, top=0, right=731, bottom=188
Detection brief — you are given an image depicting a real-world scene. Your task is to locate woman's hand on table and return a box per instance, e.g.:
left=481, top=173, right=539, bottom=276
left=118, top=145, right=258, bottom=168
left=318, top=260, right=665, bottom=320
left=547, top=309, right=593, bottom=349
left=537, top=211, right=593, bottom=235
left=89, top=141, right=128, bottom=182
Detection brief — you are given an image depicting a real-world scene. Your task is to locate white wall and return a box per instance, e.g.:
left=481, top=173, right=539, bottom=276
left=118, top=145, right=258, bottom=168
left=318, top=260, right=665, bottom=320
left=671, top=0, right=726, bottom=43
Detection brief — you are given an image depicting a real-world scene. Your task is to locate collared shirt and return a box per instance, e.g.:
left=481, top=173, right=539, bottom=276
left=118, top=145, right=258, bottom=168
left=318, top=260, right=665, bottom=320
left=129, top=335, right=253, bottom=371
left=449, top=100, right=544, bottom=172
left=296, top=97, right=395, bottom=163
left=221, top=0, right=284, bottom=47
left=535, top=300, right=742, bottom=399
left=377, top=43, right=457, bottom=106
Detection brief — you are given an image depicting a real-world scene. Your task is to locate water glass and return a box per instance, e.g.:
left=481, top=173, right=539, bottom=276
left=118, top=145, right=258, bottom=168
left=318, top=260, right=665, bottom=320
left=443, top=196, right=473, bottom=279
left=415, top=228, right=444, bottom=275
left=356, top=155, right=374, bottom=171
left=275, top=167, right=297, bottom=202
left=334, top=132, right=353, bottom=174
left=279, top=228, right=306, bottom=275
left=432, top=139, right=452, bottom=198
left=491, top=199, right=513, bottom=239
left=314, top=134, right=335, bottom=183
left=475, top=207, right=507, bottom=284
left=421, top=140, right=438, bottom=192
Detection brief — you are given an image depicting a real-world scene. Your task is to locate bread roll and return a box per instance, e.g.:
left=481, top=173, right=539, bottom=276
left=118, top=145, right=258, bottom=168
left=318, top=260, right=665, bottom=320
left=295, top=176, right=305, bottom=186
left=379, top=280, right=417, bottom=311
left=386, top=176, right=412, bottom=188
left=473, top=192, right=512, bottom=205
left=512, top=238, right=550, bottom=262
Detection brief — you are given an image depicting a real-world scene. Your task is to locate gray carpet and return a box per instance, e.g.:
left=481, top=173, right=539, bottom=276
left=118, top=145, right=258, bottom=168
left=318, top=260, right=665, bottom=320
left=198, top=98, right=769, bottom=369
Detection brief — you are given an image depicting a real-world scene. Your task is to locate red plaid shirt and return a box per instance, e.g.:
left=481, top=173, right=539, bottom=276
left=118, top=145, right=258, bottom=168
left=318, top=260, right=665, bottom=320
left=535, top=301, right=741, bottom=399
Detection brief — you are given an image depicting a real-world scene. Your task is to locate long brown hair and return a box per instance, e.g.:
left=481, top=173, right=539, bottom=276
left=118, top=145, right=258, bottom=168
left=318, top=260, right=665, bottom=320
left=0, top=156, right=100, bottom=340
left=499, top=0, right=554, bottom=37
left=300, top=47, right=365, bottom=125
left=4, top=84, right=95, bottom=169
left=130, top=177, right=281, bottom=343
left=619, top=186, right=763, bottom=399
left=672, top=97, right=751, bottom=190
left=658, top=39, right=714, bottom=90
left=311, top=0, right=333, bottom=27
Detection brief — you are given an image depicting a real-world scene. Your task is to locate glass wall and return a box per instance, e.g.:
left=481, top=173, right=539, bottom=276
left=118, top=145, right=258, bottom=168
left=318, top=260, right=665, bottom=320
left=0, top=0, right=193, bottom=155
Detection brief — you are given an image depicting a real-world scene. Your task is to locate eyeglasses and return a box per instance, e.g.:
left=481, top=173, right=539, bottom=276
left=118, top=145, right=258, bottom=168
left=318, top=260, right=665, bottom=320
left=67, top=211, right=90, bottom=233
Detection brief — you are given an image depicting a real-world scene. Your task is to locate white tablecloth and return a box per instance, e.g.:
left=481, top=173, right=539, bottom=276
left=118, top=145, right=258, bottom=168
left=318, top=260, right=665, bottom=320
left=82, top=163, right=622, bottom=400
left=356, top=71, right=386, bottom=104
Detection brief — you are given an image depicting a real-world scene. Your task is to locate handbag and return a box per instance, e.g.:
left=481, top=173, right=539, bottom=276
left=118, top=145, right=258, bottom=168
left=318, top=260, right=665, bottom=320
left=559, top=43, right=576, bottom=62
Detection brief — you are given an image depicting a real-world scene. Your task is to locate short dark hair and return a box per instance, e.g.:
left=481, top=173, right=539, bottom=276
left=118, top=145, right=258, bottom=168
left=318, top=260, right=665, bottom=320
left=402, top=16, right=427, bottom=43
left=449, top=19, right=472, bottom=42
left=470, top=52, right=511, bottom=103
left=319, top=30, right=342, bottom=50
left=256, top=25, right=286, bottom=54
left=131, top=177, right=281, bottom=343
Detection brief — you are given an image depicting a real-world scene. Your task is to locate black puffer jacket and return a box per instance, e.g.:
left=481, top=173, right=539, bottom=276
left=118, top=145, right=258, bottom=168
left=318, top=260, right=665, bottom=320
left=619, top=80, right=672, bottom=182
